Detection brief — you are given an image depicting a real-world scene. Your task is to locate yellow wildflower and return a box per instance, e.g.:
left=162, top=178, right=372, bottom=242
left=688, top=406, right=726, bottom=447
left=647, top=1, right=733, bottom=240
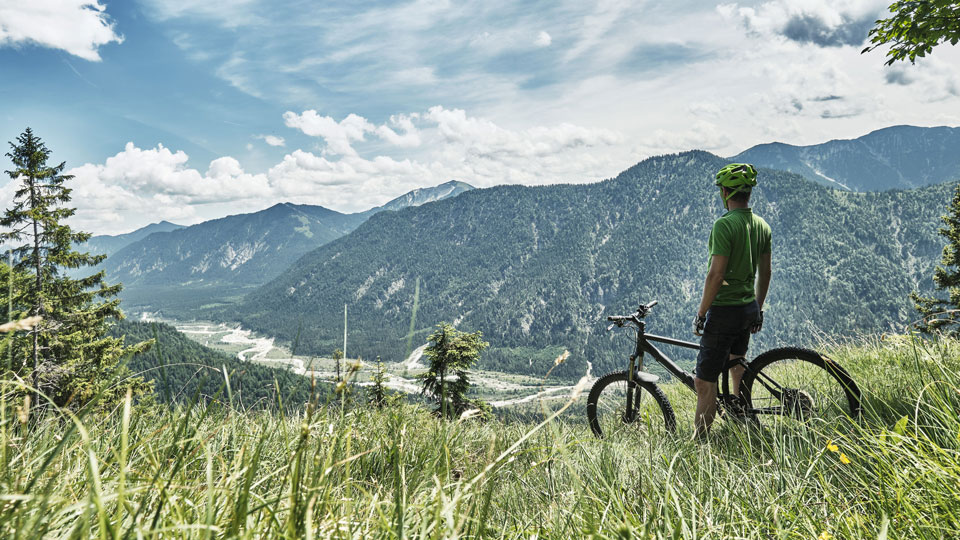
left=839, top=453, right=851, bottom=464
left=826, top=440, right=839, bottom=453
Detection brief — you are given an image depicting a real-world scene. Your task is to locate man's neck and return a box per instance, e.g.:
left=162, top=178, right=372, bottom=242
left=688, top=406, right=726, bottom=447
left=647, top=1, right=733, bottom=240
left=726, top=200, right=749, bottom=211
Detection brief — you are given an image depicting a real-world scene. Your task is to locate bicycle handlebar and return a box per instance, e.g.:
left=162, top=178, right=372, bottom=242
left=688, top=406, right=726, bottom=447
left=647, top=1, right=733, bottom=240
left=606, top=300, right=658, bottom=330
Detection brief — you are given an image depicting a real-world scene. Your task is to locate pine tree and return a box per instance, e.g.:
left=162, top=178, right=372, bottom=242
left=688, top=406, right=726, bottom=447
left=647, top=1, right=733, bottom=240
left=0, top=128, right=149, bottom=409
left=332, top=348, right=344, bottom=381
left=368, top=355, right=387, bottom=409
left=1, top=258, right=31, bottom=373
left=419, top=323, right=488, bottom=418
left=912, top=183, right=960, bottom=335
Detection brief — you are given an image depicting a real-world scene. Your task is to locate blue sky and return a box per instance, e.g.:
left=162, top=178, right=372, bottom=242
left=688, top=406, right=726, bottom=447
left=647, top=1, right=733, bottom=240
left=2, top=0, right=959, bottom=234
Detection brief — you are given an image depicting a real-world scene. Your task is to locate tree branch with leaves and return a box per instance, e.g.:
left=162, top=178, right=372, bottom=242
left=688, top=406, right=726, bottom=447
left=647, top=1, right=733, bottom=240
left=863, top=1, right=960, bottom=65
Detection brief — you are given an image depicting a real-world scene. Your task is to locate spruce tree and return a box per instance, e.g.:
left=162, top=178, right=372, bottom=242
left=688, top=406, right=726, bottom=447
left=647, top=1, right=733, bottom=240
left=332, top=348, right=344, bottom=381
left=1, top=128, right=149, bottom=409
left=368, top=355, right=387, bottom=409
left=912, top=183, right=960, bottom=335
left=419, top=323, right=488, bottom=418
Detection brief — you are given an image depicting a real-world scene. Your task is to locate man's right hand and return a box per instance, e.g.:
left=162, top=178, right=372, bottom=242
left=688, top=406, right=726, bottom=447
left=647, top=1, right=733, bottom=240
left=693, top=314, right=706, bottom=336
left=750, top=310, right=764, bottom=334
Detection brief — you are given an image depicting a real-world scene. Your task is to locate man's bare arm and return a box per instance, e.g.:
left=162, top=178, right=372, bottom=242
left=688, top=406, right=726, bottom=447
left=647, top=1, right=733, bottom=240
left=755, top=251, right=771, bottom=309
left=697, top=255, right=729, bottom=317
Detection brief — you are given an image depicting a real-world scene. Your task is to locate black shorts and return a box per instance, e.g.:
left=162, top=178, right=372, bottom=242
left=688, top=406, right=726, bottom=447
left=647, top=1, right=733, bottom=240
left=695, top=301, right=760, bottom=383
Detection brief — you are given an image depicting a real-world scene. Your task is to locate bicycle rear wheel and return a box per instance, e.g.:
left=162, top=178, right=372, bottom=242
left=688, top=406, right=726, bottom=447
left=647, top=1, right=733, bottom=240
left=587, top=370, right=676, bottom=439
left=740, top=347, right=861, bottom=427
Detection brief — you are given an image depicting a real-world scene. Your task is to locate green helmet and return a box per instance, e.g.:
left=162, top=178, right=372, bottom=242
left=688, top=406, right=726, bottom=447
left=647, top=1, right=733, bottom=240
left=715, top=163, right=757, bottom=205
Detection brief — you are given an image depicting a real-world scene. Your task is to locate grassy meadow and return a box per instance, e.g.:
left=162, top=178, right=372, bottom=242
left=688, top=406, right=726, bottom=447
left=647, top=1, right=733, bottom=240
left=2, top=334, right=959, bottom=539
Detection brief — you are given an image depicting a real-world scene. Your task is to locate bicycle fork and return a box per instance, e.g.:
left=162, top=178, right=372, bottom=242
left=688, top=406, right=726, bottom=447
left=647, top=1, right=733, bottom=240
left=623, top=348, right=645, bottom=423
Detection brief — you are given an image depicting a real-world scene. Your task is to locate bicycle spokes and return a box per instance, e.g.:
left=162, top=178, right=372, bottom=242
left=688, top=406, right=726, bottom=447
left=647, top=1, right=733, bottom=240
left=746, top=355, right=857, bottom=425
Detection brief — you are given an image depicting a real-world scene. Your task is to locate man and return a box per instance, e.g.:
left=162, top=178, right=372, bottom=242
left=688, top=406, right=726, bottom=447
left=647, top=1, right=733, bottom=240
left=692, top=163, right=771, bottom=438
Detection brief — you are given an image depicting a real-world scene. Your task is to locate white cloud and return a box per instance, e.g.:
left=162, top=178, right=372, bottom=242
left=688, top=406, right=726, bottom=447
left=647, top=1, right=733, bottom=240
left=59, top=142, right=272, bottom=232
left=36, top=106, right=628, bottom=234
left=257, top=134, right=286, bottom=147
left=391, top=67, right=439, bottom=86
left=634, top=120, right=732, bottom=156
left=883, top=56, right=960, bottom=101
left=140, top=0, right=260, bottom=27
left=425, top=106, right=621, bottom=155
left=535, top=31, right=552, bottom=47
left=563, top=0, right=631, bottom=62
left=0, top=0, right=123, bottom=61
left=721, top=0, right=888, bottom=47
left=284, top=110, right=427, bottom=154
left=283, top=111, right=375, bottom=156
left=375, top=115, right=422, bottom=148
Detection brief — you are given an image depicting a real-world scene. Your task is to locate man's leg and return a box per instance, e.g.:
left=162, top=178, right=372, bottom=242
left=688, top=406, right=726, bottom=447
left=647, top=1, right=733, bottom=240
left=729, top=355, right=746, bottom=396
left=694, top=377, right=718, bottom=438
left=728, top=302, right=758, bottom=397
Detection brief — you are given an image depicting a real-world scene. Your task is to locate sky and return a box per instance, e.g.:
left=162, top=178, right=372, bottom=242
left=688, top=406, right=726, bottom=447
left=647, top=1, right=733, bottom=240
left=1, top=0, right=959, bottom=235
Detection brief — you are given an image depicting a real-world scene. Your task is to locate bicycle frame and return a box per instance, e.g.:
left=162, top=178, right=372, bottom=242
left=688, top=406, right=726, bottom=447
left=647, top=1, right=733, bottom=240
left=626, top=319, right=747, bottom=397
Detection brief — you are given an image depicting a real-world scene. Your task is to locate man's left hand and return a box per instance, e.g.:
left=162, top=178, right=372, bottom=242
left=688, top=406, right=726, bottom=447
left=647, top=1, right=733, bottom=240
left=750, top=311, right=764, bottom=334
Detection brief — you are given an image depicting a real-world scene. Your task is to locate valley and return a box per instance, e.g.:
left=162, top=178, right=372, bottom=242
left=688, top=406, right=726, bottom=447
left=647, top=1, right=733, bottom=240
left=150, top=315, right=576, bottom=408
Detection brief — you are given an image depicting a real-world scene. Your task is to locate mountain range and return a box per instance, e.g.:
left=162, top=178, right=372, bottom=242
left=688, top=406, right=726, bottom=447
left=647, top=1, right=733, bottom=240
left=68, top=125, right=960, bottom=379
left=81, top=220, right=184, bottom=258
left=731, top=125, right=960, bottom=191
left=224, top=151, right=953, bottom=378
left=99, top=180, right=473, bottom=314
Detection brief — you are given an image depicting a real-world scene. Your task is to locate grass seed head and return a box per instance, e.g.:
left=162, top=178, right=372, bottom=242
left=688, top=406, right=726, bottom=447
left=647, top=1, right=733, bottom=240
left=0, top=315, right=42, bottom=333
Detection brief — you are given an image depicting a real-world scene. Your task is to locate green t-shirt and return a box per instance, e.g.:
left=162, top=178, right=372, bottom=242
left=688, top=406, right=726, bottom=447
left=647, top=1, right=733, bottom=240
left=708, top=208, right=771, bottom=306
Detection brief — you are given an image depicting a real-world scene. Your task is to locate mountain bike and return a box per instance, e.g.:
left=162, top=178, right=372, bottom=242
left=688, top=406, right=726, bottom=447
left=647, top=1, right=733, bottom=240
left=586, top=300, right=862, bottom=438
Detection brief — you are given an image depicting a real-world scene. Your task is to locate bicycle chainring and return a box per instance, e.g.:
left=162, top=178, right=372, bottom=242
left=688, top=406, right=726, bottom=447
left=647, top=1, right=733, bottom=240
left=781, top=388, right=814, bottom=419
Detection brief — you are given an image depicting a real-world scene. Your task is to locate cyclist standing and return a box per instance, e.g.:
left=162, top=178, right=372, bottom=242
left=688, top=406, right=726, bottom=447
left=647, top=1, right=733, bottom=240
left=692, top=163, right=771, bottom=438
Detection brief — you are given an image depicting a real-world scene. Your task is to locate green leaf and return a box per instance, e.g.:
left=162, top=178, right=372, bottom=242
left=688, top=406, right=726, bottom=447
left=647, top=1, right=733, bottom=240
left=894, top=415, right=909, bottom=435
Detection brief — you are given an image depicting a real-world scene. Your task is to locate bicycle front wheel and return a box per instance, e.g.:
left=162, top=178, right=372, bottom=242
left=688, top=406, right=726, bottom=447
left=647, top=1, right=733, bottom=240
left=586, top=370, right=676, bottom=439
left=740, top=347, right=861, bottom=427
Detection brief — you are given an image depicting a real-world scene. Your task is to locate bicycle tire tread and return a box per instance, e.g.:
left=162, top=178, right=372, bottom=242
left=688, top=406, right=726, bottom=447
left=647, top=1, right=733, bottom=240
left=587, top=370, right=676, bottom=437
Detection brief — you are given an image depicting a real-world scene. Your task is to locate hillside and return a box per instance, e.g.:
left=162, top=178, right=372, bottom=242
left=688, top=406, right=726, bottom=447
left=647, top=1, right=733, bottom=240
left=107, top=203, right=363, bottom=288
left=81, top=220, right=184, bottom=258
left=4, top=335, right=959, bottom=538
left=229, top=151, right=951, bottom=378
left=358, top=180, right=474, bottom=215
left=65, top=221, right=185, bottom=280
left=731, top=125, right=960, bottom=191
left=109, top=181, right=472, bottom=315
left=110, top=319, right=316, bottom=408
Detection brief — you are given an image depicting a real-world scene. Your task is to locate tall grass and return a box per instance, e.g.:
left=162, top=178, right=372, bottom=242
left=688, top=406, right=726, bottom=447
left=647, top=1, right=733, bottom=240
left=1, top=334, right=959, bottom=538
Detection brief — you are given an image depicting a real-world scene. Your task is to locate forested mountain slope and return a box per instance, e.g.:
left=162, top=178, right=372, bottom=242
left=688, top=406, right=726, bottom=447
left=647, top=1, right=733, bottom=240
left=109, top=181, right=472, bottom=315
left=108, top=203, right=363, bottom=288
left=65, top=221, right=185, bottom=279
left=229, top=151, right=950, bottom=378
left=731, top=125, right=960, bottom=191
left=83, top=221, right=184, bottom=258
left=358, top=180, right=474, bottom=216
left=111, top=320, right=315, bottom=408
